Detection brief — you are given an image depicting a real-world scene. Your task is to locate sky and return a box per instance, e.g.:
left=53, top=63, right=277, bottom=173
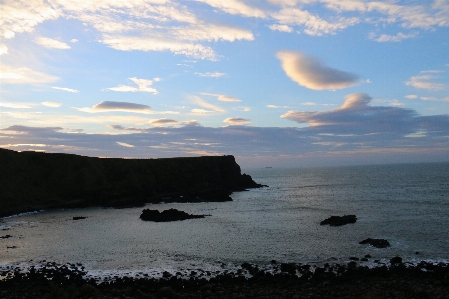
left=0, top=0, right=448, bottom=168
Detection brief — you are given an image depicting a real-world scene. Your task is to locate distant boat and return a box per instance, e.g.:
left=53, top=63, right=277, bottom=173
left=265, top=167, right=273, bottom=168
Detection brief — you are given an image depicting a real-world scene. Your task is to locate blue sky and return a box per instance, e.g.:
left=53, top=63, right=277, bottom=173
left=1, top=0, right=448, bottom=167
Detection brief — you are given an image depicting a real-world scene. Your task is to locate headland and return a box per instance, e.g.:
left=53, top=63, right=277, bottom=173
left=0, top=149, right=264, bottom=217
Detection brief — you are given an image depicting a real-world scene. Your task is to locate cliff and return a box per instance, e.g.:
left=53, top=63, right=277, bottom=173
left=0, top=149, right=264, bottom=217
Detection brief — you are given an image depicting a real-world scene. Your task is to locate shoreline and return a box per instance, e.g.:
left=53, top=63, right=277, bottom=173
left=1, top=258, right=448, bottom=298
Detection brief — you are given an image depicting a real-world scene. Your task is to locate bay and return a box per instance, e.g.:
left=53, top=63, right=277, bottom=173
left=1, top=162, right=448, bottom=278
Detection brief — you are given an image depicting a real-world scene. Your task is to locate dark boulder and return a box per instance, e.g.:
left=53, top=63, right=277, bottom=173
left=72, top=216, right=87, bottom=220
left=320, top=215, right=357, bottom=226
left=390, top=256, right=403, bottom=265
left=0, top=235, right=12, bottom=239
left=140, top=208, right=208, bottom=222
left=359, top=238, right=390, bottom=248
left=280, top=263, right=296, bottom=275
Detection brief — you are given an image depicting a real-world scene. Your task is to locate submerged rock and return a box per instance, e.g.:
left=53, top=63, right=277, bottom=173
left=320, top=215, right=357, bottom=226
left=359, top=238, right=390, bottom=248
left=0, top=235, right=12, bottom=239
left=140, top=208, right=208, bottom=222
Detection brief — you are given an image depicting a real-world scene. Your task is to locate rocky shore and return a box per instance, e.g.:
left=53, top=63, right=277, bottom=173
left=1, top=259, right=448, bottom=299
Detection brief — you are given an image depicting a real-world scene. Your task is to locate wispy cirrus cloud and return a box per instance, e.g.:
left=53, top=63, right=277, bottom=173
left=101, top=35, right=218, bottom=60
left=34, top=37, right=70, bottom=49
left=190, top=96, right=225, bottom=113
left=0, top=65, right=58, bottom=84
left=0, top=101, right=33, bottom=109
left=197, top=0, right=266, bottom=18
left=201, top=93, right=241, bottom=102
left=117, top=142, right=134, bottom=148
left=276, top=51, right=360, bottom=90
left=41, top=101, right=62, bottom=108
left=52, top=87, right=79, bottom=93
left=368, top=32, right=418, bottom=42
left=103, top=77, right=161, bottom=94
left=271, top=8, right=359, bottom=36
left=406, top=71, right=446, bottom=90
left=195, top=72, right=225, bottom=77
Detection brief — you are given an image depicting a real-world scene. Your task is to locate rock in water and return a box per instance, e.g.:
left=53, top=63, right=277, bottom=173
left=320, top=215, right=357, bottom=226
left=359, top=238, right=390, bottom=248
left=140, top=208, right=207, bottom=222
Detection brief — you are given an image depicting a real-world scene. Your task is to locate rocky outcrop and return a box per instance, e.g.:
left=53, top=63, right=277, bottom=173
left=320, top=215, right=357, bottom=226
left=140, top=208, right=208, bottom=222
left=359, top=238, right=390, bottom=248
left=0, top=149, right=265, bottom=217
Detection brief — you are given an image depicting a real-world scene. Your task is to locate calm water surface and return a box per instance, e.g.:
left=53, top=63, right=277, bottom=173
left=1, top=162, right=448, bottom=277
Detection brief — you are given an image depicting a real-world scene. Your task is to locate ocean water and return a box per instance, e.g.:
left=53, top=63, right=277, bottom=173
left=1, top=162, right=448, bottom=278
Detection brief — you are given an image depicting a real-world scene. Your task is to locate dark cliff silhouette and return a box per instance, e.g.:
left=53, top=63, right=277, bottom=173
left=0, top=149, right=264, bottom=217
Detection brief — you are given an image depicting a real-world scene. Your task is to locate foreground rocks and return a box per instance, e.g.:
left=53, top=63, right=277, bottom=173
left=320, top=215, right=357, bottom=226
left=1, top=259, right=448, bottom=299
left=359, top=238, right=391, bottom=248
left=140, top=208, right=208, bottom=222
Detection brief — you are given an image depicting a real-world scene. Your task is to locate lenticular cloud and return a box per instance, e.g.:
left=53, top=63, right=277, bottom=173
left=276, top=51, right=359, bottom=90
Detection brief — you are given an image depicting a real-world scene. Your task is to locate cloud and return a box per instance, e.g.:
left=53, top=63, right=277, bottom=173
left=181, top=120, right=201, bottom=126
left=172, top=23, right=254, bottom=42
left=70, top=39, right=78, bottom=43
left=420, top=96, right=449, bottom=102
left=197, top=0, right=266, bottom=18
left=405, top=95, right=418, bottom=99
left=77, top=101, right=153, bottom=114
left=223, top=117, right=251, bottom=125
left=101, top=35, right=217, bottom=60
left=276, top=51, right=360, bottom=90
left=0, top=0, right=59, bottom=39
left=3, top=109, right=448, bottom=167
left=195, top=72, right=225, bottom=77
left=190, top=96, right=225, bottom=113
left=280, top=93, right=434, bottom=136
left=117, top=142, right=134, bottom=148
left=271, top=8, right=359, bottom=36
left=148, top=118, right=179, bottom=126
left=0, top=102, right=33, bottom=108
left=368, top=32, right=418, bottom=42
left=41, top=101, right=62, bottom=107
left=269, top=24, right=293, bottom=32
left=0, top=44, right=8, bottom=55
left=201, top=93, right=241, bottom=102
left=34, top=37, right=71, bottom=49
left=191, top=108, right=215, bottom=114
left=406, top=72, right=446, bottom=90
left=0, top=65, right=59, bottom=84
left=52, top=87, right=79, bottom=93
left=267, top=104, right=290, bottom=108
left=103, top=77, right=161, bottom=94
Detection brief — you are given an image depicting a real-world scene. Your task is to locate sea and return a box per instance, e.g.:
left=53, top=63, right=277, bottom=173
left=1, top=162, right=448, bottom=279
